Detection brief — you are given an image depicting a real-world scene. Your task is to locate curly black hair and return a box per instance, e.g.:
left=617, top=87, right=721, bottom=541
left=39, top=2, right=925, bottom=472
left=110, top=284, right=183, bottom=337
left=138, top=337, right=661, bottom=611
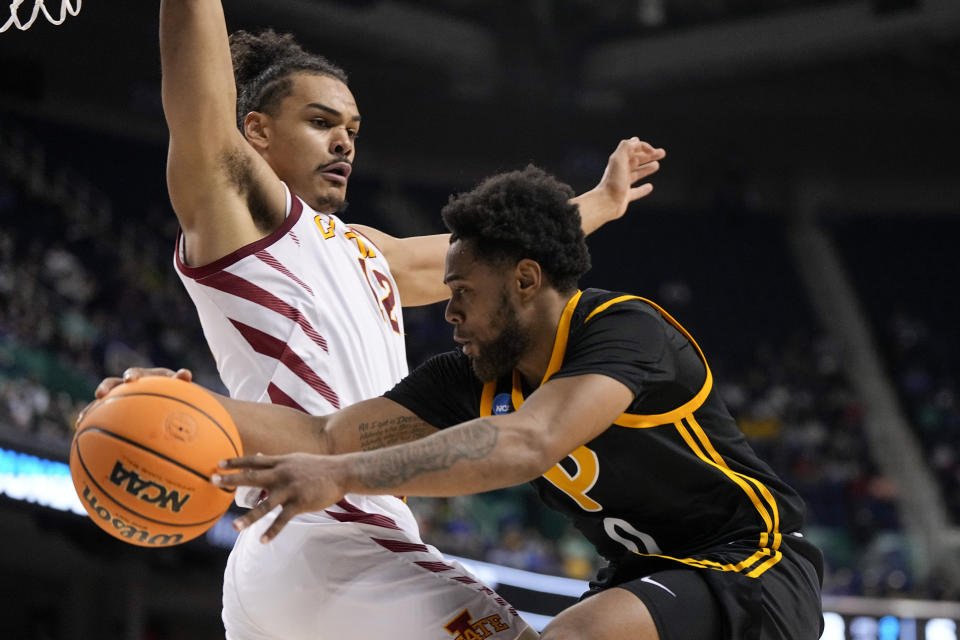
left=441, top=165, right=591, bottom=292
left=230, top=29, right=348, bottom=131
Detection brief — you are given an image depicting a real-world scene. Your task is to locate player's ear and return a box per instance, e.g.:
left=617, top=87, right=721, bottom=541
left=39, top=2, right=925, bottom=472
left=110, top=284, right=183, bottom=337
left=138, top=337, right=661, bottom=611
left=515, top=259, right=542, bottom=300
left=243, top=111, right=270, bottom=151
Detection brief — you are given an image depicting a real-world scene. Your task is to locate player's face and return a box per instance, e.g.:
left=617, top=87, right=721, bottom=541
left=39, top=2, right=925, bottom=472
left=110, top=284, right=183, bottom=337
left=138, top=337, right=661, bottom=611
left=262, top=73, right=360, bottom=214
left=444, top=241, right=531, bottom=382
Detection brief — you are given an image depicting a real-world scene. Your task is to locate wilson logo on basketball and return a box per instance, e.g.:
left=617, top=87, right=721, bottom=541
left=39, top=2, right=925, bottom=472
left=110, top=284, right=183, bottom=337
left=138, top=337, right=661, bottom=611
left=444, top=609, right=511, bottom=640
left=80, top=485, right=184, bottom=546
left=108, top=461, right=192, bottom=513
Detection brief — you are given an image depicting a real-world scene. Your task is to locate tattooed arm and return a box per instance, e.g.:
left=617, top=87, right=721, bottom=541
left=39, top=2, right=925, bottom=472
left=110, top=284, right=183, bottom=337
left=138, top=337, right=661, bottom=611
left=214, top=395, right=440, bottom=456
left=92, top=368, right=438, bottom=457
left=352, top=408, right=439, bottom=453
left=214, top=373, right=635, bottom=541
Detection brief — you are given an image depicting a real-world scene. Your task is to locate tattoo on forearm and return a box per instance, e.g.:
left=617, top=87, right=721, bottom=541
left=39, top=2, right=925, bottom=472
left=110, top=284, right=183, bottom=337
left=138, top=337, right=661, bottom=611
left=356, top=419, right=499, bottom=489
left=356, top=415, right=435, bottom=451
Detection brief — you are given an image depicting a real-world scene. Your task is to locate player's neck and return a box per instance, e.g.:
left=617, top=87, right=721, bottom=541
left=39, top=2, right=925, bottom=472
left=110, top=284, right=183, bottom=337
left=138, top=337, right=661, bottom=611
left=514, top=288, right=575, bottom=389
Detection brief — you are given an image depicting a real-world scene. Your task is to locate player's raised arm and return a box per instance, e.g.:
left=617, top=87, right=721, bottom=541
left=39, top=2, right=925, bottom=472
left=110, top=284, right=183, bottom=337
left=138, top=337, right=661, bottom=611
left=574, top=137, right=666, bottom=234
left=350, top=138, right=666, bottom=307
left=160, top=0, right=285, bottom=266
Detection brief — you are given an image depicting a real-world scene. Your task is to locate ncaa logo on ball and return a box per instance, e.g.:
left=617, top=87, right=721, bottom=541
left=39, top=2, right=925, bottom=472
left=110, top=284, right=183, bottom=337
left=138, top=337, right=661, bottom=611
left=108, top=460, right=192, bottom=513
left=165, top=411, right=199, bottom=441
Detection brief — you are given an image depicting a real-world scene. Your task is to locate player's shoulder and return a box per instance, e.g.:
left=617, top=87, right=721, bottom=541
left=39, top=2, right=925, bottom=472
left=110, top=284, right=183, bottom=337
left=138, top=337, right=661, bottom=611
left=409, top=349, right=477, bottom=385
left=566, top=289, right=674, bottom=353
left=421, top=348, right=473, bottom=370
left=574, top=288, right=664, bottom=325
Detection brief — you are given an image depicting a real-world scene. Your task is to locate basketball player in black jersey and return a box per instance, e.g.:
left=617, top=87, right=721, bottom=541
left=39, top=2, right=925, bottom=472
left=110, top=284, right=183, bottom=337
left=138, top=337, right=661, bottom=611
left=108, top=166, right=824, bottom=639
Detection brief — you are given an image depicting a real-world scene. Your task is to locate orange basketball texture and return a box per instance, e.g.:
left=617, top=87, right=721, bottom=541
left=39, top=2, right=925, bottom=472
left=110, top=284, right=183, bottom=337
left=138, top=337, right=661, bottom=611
left=70, top=377, right=242, bottom=547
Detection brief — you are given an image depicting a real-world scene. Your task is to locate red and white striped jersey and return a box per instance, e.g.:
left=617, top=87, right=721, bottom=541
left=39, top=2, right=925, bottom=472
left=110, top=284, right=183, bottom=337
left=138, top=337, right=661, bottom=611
left=174, top=185, right=411, bottom=512
left=176, top=184, right=408, bottom=410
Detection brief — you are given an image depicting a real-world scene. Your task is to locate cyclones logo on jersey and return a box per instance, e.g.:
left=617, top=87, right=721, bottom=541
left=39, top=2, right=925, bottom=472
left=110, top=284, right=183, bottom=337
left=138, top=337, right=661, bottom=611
left=444, top=608, right=512, bottom=640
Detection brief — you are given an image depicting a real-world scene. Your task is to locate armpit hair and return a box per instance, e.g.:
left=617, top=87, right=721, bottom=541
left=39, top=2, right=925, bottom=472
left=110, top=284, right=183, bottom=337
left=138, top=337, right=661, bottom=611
left=219, top=147, right=275, bottom=232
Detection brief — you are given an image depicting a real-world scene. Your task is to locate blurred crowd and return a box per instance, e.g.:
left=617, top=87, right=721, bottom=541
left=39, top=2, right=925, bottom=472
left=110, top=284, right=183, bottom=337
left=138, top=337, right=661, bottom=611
left=1, top=124, right=956, bottom=599
left=0, top=144, right=220, bottom=455
left=884, top=313, right=960, bottom=524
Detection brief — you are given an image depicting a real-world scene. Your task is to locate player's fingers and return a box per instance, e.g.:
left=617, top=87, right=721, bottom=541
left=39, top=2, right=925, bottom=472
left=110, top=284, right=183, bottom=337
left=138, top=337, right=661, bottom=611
left=121, top=367, right=174, bottom=382
left=632, top=139, right=655, bottom=154
left=231, top=494, right=284, bottom=532
left=174, top=368, right=193, bottom=382
left=122, top=367, right=146, bottom=382
left=622, top=137, right=656, bottom=152
left=76, top=399, right=101, bottom=426
left=612, top=137, right=638, bottom=160
left=627, top=183, right=654, bottom=201
left=631, top=162, right=661, bottom=183
left=630, top=147, right=666, bottom=169
left=211, top=470, right=258, bottom=489
left=210, top=466, right=275, bottom=490
left=94, top=377, right=123, bottom=399
left=630, top=142, right=664, bottom=156
left=217, top=454, right=278, bottom=471
left=260, top=505, right=298, bottom=543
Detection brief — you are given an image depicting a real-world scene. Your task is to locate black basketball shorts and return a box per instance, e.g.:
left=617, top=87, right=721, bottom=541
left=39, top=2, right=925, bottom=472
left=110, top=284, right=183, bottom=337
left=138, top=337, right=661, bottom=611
left=582, top=535, right=824, bottom=640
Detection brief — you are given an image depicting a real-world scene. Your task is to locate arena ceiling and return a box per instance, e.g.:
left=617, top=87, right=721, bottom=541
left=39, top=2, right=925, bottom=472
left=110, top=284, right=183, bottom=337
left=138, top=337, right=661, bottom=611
left=0, top=0, right=958, bottom=211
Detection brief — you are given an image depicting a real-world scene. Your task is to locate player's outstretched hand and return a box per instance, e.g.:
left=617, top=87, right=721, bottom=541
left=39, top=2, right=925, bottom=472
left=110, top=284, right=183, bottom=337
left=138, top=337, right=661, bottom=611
left=79, top=367, right=194, bottom=427
left=595, top=137, right=666, bottom=221
left=212, top=453, right=348, bottom=543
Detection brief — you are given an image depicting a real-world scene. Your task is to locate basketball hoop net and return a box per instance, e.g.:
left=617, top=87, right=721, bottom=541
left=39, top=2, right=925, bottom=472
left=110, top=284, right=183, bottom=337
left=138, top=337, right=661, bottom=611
left=1, top=0, right=81, bottom=32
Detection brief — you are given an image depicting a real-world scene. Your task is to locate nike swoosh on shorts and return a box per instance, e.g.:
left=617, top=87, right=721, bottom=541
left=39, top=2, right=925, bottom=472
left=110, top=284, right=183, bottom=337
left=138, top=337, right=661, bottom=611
left=640, top=575, right=677, bottom=598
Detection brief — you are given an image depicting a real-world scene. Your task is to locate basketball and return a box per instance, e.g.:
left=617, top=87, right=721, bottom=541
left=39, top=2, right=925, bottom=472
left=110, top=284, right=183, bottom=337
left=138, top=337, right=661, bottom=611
left=69, top=377, right=242, bottom=547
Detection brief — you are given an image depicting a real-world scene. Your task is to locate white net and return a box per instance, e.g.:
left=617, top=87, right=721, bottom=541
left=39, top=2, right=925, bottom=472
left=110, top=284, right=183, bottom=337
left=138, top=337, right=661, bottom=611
left=1, top=0, right=81, bottom=32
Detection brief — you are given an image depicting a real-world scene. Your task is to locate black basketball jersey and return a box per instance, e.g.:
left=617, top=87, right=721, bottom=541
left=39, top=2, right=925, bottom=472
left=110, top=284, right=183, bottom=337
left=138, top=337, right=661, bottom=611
left=384, top=288, right=808, bottom=581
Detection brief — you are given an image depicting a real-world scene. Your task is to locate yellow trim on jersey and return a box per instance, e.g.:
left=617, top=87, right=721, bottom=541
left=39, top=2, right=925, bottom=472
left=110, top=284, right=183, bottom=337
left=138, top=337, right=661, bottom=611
left=541, top=290, right=584, bottom=384
left=662, top=414, right=783, bottom=577
left=479, top=381, right=496, bottom=417
left=583, top=294, right=641, bottom=322
left=674, top=418, right=773, bottom=545
left=745, top=550, right=785, bottom=578
left=611, top=369, right=713, bottom=429
left=511, top=370, right=524, bottom=412
left=687, top=413, right=783, bottom=552
left=625, top=425, right=783, bottom=577
left=630, top=547, right=780, bottom=575
left=585, top=295, right=715, bottom=430
left=583, top=295, right=784, bottom=577
left=520, top=291, right=784, bottom=578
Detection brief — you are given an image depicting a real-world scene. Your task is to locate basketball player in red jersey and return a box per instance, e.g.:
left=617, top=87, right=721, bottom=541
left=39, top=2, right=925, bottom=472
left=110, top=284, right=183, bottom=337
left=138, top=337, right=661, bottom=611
left=148, top=1, right=663, bottom=638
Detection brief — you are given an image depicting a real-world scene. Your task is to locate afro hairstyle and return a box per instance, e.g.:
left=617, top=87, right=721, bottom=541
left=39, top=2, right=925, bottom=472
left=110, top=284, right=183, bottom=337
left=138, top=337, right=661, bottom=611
left=441, top=165, right=591, bottom=292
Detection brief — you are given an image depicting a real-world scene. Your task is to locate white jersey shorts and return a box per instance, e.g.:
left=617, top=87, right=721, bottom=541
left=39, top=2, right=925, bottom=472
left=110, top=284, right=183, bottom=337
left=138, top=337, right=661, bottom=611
left=222, top=501, right=531, bottom=640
